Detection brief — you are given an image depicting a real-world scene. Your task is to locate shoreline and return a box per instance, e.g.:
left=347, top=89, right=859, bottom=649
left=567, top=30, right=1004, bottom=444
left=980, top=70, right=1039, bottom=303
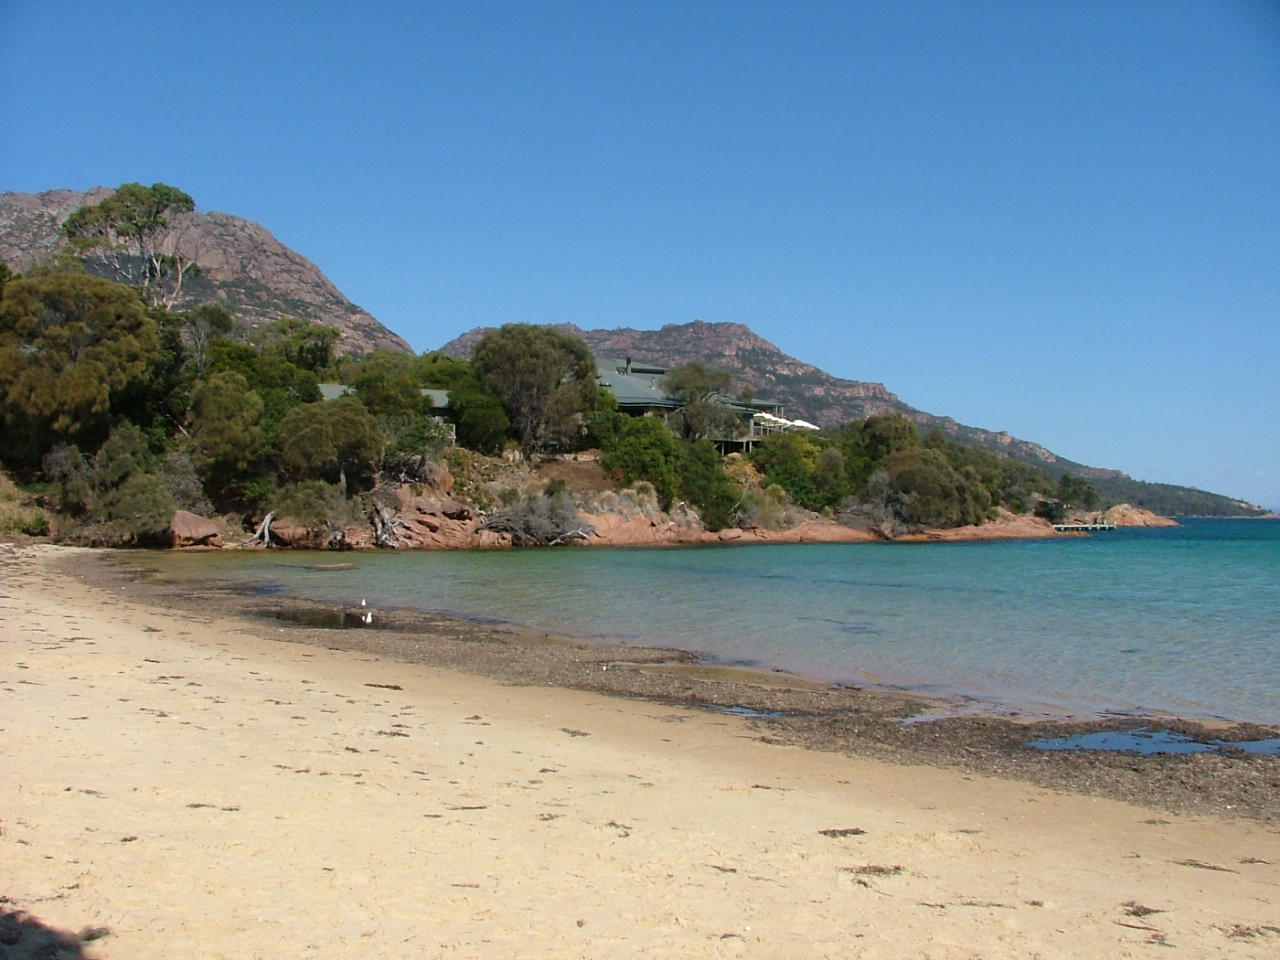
left=5, top=541, right=1280, bottom=958
left=84, top=545, right=1280, bottom=822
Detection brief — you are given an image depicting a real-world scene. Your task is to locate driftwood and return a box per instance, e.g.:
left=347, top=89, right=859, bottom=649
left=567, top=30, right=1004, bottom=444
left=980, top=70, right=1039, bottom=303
left=477, top=493, right=594, bottom=547
left=369, top=502, right=411, bottom=549
left=240, top=511, right=276, bottom=547
left=325, top=524, right=350, bottom=551
left=546, top=527, right=594, bottom=547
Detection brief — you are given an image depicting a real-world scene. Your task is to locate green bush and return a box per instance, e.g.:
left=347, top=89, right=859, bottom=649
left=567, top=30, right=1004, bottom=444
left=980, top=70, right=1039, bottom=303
left=20, top=513, right=50, bottom=537
left=675, top=439, right=739, bottom=531
left=600, top=417, right=679, bottom=506
left=91, top=473, right=176, bottom=542
left=272, top=480, right=347, bottom=528
left=750, top=433, right=823, bottom=509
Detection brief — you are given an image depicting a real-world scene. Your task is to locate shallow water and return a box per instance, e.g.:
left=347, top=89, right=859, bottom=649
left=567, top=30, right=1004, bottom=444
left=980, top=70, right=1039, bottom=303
left=149, top=518, right=1280, bottom=724
left=1029, top=729, right=1280, bottom=756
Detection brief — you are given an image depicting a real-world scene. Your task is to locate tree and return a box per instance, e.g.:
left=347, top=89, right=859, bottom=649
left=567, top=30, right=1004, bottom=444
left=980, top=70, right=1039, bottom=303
left=0, top=274, right=160, bottom=468
left=276, top=397, right=383, bottom=498
left=663, top=362, right=742, bottom=441
left=1056, top=474, right=1101, bottom=510
left=585, top=388, right=627, bottom=449
left=413, top=351, right=474, bottom=389
left=861, top=413, right=920, bottom=462
left=448, top=381, right=511, bottom=454
left=471, top=324, right=597, bottom=456
left=349, top=349, right=421, bottom=418
left=254, top=318, right=340, bottom=374
left=410, top=353, right=510, bottom=453
left=41, top=423, right=175, bottom=542
left=812, top=446, right=848, bottom=503
left=183, top=303, right=234, bottom=375
left=208, top=339, right=322, bottom=446
left=189, top=372, right=265, bottom=477
left=881, top=448, right=994, bottom=529
left=62, top=183, right=197, bottom=306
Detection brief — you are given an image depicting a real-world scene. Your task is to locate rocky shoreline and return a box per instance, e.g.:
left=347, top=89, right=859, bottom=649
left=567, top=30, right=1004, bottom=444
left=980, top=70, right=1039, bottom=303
left=167, top=469, right=1178, bottom=550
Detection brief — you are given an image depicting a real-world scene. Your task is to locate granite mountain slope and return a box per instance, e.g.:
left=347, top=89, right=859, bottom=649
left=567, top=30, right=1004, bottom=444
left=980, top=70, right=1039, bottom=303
left=0, top=188, right=409, bottom=355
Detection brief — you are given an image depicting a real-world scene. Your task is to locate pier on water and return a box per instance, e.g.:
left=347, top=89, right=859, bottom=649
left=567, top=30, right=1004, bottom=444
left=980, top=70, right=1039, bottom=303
left=1053, top=521, right=1117, bottom=532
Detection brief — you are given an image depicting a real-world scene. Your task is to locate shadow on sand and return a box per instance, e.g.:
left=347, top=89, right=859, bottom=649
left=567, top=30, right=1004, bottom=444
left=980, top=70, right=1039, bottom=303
left=0, top=905, right=107, bottom=959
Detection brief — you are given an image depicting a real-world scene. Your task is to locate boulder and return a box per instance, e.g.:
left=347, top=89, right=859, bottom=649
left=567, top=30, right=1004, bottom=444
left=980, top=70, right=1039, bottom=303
left=1104, top=503, right=1180, bottom=528
left=268, top=523, right=311, bottom=547
left=437, top=499, right=474, bottom=521
left=421, top=461, right=454, bottom=495
left=167, top=510, right=222, bottom=547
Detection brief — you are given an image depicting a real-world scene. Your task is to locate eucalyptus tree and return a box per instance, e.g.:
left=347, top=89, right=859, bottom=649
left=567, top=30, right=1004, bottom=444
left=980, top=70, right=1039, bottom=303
left=470, top=324, right=596, bottom=457
left=62, top=183, right=197, bottom=306
left=662, top=362, right=743, bottom=441
left=0, top=273, right=160, bottom=468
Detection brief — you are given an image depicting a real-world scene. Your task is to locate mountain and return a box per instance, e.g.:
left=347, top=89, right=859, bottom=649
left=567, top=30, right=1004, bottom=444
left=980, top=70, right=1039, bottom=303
left=441, top=321, right=1271, bottom=516
left=0, top=188, right=410, bottom=355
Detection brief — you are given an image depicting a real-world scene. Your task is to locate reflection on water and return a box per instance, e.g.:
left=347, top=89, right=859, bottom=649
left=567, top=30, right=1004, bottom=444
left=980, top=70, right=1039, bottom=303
left=1029, top=728, right=1280, bottom=756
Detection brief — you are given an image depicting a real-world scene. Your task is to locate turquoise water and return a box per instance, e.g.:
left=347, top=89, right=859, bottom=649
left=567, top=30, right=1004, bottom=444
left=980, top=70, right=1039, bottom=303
left=163, top=518, right=1280, bottom=724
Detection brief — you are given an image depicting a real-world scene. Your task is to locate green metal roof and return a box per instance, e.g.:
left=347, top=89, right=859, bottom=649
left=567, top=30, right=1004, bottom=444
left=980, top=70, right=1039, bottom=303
left=318, top=384, right=450, bottom=409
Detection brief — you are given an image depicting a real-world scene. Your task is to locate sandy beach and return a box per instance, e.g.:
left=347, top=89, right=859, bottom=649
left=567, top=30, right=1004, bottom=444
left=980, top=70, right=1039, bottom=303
left=3, top=543, right=1279, bottom=958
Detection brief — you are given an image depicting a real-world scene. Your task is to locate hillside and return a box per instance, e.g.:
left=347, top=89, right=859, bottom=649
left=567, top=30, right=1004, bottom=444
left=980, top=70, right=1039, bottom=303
left=0, top=188, right=410, bottom=355
left=442, top=321, right=1270, bottom=517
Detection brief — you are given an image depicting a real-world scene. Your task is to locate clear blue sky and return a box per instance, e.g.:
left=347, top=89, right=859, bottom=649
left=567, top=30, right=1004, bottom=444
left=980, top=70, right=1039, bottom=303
left=2, top=1, right=1278, bottom=508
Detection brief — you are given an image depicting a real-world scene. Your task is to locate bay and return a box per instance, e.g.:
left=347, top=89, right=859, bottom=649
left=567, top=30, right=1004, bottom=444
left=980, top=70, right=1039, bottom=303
left=154, top=518, right=1280, bottom=724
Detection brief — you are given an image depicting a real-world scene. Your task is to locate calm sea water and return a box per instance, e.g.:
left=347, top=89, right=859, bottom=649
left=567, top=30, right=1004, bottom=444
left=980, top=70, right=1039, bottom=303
left=151, top=518, right=1280, bottom=724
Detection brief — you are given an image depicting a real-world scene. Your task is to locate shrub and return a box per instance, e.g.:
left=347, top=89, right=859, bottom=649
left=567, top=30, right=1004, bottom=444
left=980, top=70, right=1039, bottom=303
left=736, top=483, right=805, bottom=531
left=1034, top=499, right=1067, bottom=524
left=749, top=433, right=823, bottom=509
left=272, top=480, right=348, bottom=528
left=87, top=474, right=176, bottom=543
left=478, top=491, right=591, bottom=546
left=20, top=513, right=50, bottom=537
left=600, top=417, right=679, bottom=506
left=674, top=439, right=739, bottom=531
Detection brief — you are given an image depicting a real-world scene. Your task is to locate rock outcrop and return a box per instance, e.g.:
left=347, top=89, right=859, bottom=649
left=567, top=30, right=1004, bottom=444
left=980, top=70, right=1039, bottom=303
left=897, top=509, right=1062, bottom=542
left=0, top=188, right=410, bottom=356
left=166, top=510, right=223, bottom=547
left=1102, top=504, right=1180, bottom=528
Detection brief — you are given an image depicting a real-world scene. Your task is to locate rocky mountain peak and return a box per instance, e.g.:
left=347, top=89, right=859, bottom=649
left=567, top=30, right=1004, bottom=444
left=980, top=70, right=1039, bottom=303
left=0, top=187, right=410, bottom=356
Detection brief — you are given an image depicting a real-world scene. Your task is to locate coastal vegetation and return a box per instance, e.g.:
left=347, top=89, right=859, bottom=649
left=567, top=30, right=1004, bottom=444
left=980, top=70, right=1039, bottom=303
left=1, top=187, right=1271, bottom=527
left=0, top=206, right=1231, bottom=546
left=0, top=257, right=1120, bottom=545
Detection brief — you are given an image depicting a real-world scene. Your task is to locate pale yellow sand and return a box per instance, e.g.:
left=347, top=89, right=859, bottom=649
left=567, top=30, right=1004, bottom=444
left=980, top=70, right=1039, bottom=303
left=2, top=544, right=1278, bottom=959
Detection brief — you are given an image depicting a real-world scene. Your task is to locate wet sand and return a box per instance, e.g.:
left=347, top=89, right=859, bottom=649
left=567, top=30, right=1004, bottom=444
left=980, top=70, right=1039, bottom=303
left=3, top=543, right=1280, bottom=958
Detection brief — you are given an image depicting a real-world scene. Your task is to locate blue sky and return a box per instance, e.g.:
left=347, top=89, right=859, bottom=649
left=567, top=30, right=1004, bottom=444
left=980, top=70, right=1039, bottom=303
left=2, top=1, right=1278, bottom=508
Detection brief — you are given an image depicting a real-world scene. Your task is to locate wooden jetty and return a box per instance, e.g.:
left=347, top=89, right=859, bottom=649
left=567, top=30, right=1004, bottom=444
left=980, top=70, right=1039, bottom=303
left=1052, top=521, right=1117, bottom=532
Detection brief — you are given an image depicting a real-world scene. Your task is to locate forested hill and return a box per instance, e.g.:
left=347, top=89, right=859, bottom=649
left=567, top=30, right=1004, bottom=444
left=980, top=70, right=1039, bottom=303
left=0, top=188, right=410, bottom=356
left=442, top=321, right=1271, bottom=517
left=441, top=320, right=1096, bottom=473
